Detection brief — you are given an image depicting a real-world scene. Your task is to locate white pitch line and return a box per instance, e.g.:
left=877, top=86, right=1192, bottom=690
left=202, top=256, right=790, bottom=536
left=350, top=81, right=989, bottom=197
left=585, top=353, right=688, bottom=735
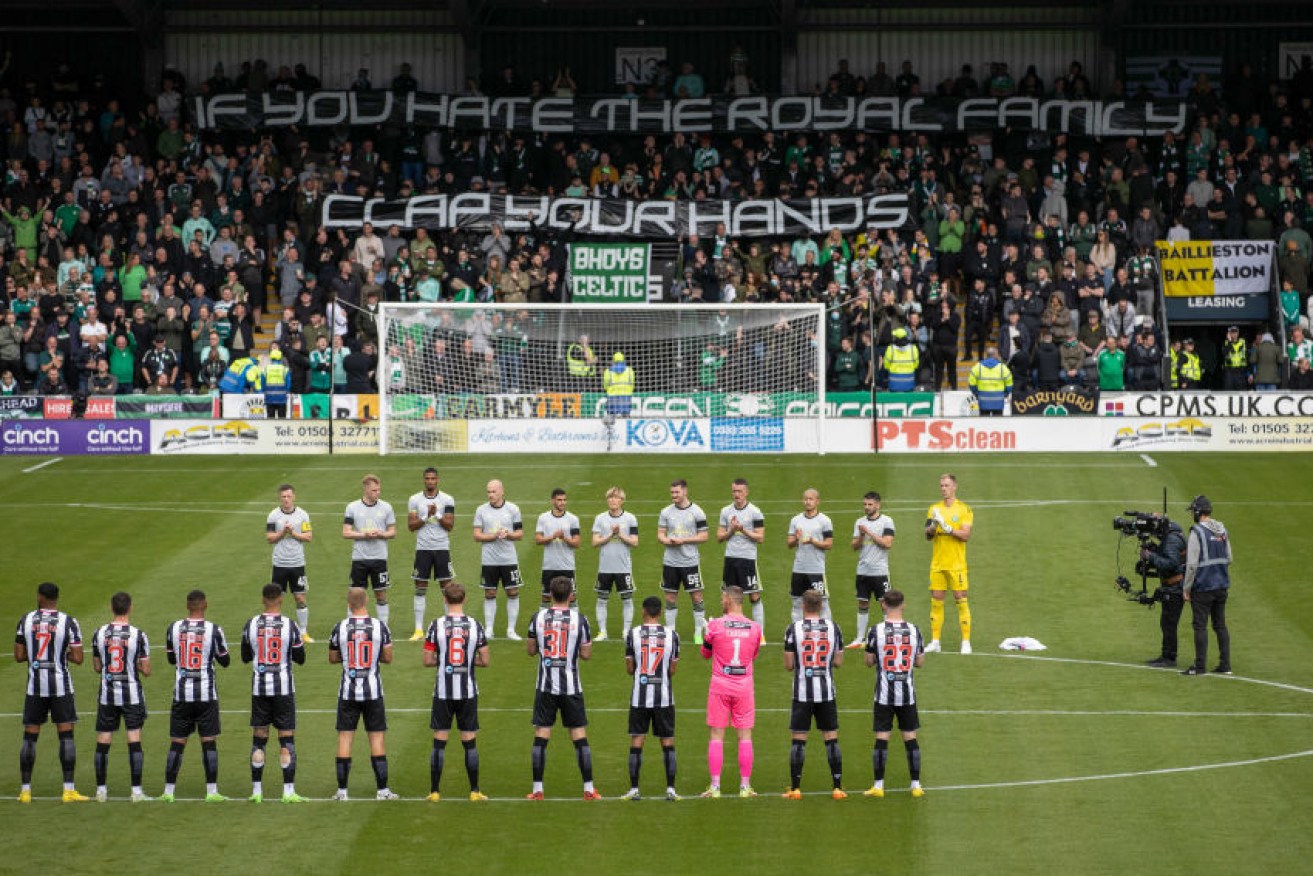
left=1140, top=454, right=1157, bottom=467
left=21, top=457, right=62, bottom=473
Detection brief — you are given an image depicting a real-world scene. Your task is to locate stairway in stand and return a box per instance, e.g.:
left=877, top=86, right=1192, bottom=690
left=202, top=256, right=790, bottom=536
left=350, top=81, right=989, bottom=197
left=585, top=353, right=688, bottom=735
left=253, top=291, right=282, bottom=359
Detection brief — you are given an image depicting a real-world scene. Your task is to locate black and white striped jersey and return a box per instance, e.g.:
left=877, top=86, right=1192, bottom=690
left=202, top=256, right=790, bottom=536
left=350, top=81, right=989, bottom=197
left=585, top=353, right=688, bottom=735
left=241, top=613, right=304, bottom=697
left=625, top=623, right=679, bottom=708
left=424, top=614, right=487, bottom=701
left=866, top=620, right=924, bottom=707
left=91, top=622, right=149, bottom=707
left=15, top=609, right=82, bottom=698
left=783, top=618, right=843, bottom=703
left=166, top=619, right=229, bottom=703
left=528, top=607, right=590, bottom=696
left=329, top=616, right=391, bottom=702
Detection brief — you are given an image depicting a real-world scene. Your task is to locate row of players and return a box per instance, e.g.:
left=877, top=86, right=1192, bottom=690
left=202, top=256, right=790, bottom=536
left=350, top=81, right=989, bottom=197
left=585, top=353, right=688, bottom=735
left=283, top=469, right=975, bottom=655
left=14, top=579, right=926, bottom=803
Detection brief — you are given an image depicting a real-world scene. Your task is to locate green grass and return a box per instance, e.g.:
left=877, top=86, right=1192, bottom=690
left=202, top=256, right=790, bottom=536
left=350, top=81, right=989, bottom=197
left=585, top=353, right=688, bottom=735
left=1, top=452, right=1311, bottom=874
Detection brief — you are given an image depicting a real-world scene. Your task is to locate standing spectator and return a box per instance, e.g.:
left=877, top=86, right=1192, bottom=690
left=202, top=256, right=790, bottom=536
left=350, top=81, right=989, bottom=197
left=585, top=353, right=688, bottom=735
left=1249, top=332, right=1283, bottom=390
left=927, top=299, right=960, bottom=390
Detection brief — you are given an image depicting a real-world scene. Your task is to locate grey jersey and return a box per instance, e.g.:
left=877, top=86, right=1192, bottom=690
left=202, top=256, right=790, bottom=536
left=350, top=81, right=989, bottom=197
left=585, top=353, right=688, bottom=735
left=344, top=499, right=396, bottom=562
left=593, top=510, right=639, bottom=574
left=854, top=514, right=896, bottom=576
left=658, top=502, right=708, bottom=568
left=474, top=500, right=523, bottom=567
left=719, top=502, right=765, bottom=560
left=409, top=490, right=456, bottom=551
left=789, top=512, right=834, bottom=574
left=537, top=510, right=581, bottom=571
left=267, top=506, right=311, bottom=568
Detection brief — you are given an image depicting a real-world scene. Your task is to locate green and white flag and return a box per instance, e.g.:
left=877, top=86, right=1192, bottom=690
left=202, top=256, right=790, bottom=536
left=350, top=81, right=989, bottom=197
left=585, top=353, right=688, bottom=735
left=569, top=243, right=651, bottom=304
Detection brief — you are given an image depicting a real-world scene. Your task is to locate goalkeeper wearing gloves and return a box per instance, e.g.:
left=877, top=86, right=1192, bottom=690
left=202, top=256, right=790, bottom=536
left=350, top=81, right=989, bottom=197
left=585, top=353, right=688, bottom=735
left=923, top=473, right=973, bottom=654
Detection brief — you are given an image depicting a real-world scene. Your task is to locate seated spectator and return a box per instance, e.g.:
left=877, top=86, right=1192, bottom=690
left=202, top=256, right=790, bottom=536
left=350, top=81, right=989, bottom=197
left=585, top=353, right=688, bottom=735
left=1059, top=336, right=1085, bottom=386
left=1290, top=356, right=1313, bottom=390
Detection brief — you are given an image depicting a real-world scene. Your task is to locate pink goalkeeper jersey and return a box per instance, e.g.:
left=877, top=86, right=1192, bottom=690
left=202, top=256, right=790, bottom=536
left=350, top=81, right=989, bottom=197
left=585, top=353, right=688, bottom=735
left=702, top=615, right=762, bottom=696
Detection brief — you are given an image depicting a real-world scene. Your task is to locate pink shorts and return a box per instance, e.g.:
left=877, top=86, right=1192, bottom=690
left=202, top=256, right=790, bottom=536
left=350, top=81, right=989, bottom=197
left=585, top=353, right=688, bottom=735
left=706, top=689, right=756, bottom=729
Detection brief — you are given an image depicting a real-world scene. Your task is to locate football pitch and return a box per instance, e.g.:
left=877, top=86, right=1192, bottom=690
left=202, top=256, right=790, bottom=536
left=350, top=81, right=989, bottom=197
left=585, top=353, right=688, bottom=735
left=1, top=451, right=1311, bottom=874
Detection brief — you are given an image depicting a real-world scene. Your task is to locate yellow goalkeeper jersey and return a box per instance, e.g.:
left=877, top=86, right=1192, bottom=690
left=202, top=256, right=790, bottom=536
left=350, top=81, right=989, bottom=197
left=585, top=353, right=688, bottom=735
left=927, top=500, right=973, bottom=571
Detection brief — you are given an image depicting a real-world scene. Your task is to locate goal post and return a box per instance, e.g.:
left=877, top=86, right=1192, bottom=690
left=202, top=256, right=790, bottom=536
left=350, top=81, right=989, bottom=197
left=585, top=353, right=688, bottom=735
left=376, top=302, right=827, bottom=454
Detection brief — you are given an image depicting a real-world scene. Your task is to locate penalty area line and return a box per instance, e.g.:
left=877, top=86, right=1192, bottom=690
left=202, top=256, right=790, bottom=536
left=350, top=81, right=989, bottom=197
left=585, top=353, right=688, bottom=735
left=1140, top=454, right=1157, bottom=467
left=22, top=457, right=62, bottom=473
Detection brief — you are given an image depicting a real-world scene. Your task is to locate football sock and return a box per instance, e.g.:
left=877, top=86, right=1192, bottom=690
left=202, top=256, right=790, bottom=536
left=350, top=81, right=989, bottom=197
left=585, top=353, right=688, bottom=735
left=165, top=741, right=185, bottom=785
left=531, top=737, right=548, bottom=785
left=906, top=740, right=921, bottom=782
left=335, top=756, right=351, bottom=790
left=280, top=737, right=296, bottom=785
left=596, top=593, right=609, bottom=634
left=201, top=740, right=219, bottom=785
left=930, top=597, right=945, bottom=641
left=751, top=600, right=765, bottom=628
left=664, top=605, right=677, bottom=628
left=856, top=606, right=870, bottom=643
left=58, top=729, right=76, bottom=784
left=370, top=755, right=388, bottom=791
left=484, top=597, right=498, bottom=635
left=791, top=596, right=803, bottom=623
left=128, top=741, right=144, bottom=789
left=506, top=596, right=521, bottom=637
left=789, top=740, right=806, bottom=790
left=463, top=739, right=479, bottom=792
left=957, top=598, right=972, bottom=641
left=295, top=606, right=309, bottom=633
left=628, top=745, right=642, bottom=788
left=376, top=601, right=390, bottom=628
left=414, top=593, right=427, bottom=631
left=825, top=738, right=843, bottom=788
left=692, top=600, right=706, bottom=635
left=707, top=739, right=723, bottom=786
left=621, top=593, right=634, bottom=631
left=574, top=737, right=594, bottom=784
left=662, top=746, right=677, bottom=788
left=430, top=739, right=446, bottom=794
left=251, top=735, right=268, bottom=785
left=738, top=739, right=754, bottom=786
left=94, top=742, right=111, bottom=787
left=873, top=739, right=889, bottom=782
left=19, top=731, right=37, bottom=784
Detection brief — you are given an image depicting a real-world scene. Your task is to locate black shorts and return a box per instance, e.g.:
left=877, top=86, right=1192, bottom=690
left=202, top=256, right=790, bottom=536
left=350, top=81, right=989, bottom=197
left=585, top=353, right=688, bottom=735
left=95, top=702, right=147, bottom=733
left=251, top=694, right=297, bottom=731
left=430, top=696, right=479, bottom=733
left=532, top=690, right=588, bottom=729
left=856, top=575, right=890, bottom=602
left=170, top=700, right=221, bottom=738
left=661, top=565, right=704, bottom=593
left=790, top=699, right=839, bottom=733
left=350, top=559, right=390, bottom=591
left=722, top=557, right=761, bottom=593
left=628, top=705, right=676, bottom=739
left=336, top=697, right=387, bottom=733
left=873, top=702, right=920, bottom=734
left=481, top=565, right=522, bottom=591
left=595, top=573, right=635, bottom=595
left=272, top=566, right=308, bottom=595
left=790, top=572, right=827, bottom=598
left=413, top=550, right=454, bottom=583
left=22, top=693, right=78, bottom=726
left=541, top=570, right=576, bottom=596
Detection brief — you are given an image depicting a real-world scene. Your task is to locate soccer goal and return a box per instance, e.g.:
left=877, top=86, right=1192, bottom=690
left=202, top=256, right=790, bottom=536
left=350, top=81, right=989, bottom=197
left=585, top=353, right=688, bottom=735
left=376, top=302, right=827, bottom=454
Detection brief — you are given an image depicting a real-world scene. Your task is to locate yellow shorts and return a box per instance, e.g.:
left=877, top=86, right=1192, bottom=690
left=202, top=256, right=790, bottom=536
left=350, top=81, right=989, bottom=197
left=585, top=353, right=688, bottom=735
left=929, top=569, right=969, bottom=592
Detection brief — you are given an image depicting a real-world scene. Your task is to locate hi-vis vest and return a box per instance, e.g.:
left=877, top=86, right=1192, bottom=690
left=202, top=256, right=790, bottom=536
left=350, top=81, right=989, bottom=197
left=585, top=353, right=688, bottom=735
left=566, top=343, right=594, bottom=378
left=1223, top=339, right=1247, bottom=369
left=264, top=360, right=290, bottom=402
left=883, top=344, right=919, bottom=392
left=1189, top=522, right=1231, bottom=593
left=218, top=357, right=262, bottom=392
left=603, top=365, right=634, bottom=396
left=1180, top=350, right=1201, bottom=382
left=968, top=360, right=1013, bottom=410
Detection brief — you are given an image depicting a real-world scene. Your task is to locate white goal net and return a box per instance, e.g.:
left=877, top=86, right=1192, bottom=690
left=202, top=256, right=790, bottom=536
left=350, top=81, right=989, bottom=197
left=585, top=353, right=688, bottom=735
left=376, top=303, right=827, bottom=454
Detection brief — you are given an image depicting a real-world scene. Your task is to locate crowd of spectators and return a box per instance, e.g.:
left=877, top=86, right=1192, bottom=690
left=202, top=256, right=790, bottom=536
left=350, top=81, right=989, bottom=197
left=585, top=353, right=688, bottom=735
left=2, top=53, right=1313, bottom=400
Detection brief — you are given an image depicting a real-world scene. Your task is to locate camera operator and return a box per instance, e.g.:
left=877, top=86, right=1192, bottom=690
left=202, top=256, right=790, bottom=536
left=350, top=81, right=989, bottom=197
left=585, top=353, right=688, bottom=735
left=1182, top=496, right=1232, bottom=676
left=1141, top=516, right=1188, bottom=668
